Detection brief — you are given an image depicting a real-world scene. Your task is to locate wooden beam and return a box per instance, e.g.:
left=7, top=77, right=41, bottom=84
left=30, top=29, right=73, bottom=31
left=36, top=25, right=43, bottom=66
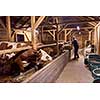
left=58, top=24, right=68, bottom=34
left=56, top=23, right=60, bottom=56
left=55, top=17, right=60, bottom=30
left=39, top=19, right=100, bottom=27
left=85, top=16, right=96, bottom=26
left=31, top=16, right=45, bottom=50
left=47, top=30, right=55, bottom=40
left=0, top=46, right=32, bottom=55
left=23, top=31, right=30, bottom=42
left=31, top=16, right=36, bottom=50
left=44, top=26, right=93, bottom=32
left=64, top=30, right=67, bottom=42
left=6, top=16, right=11, bottom=41
left=66, top=29, right=73, bottom=37
left=41, top=26, right=44, bottom=43
left=88, top=30, right=92, bottom=41
left=76, top=16, right=96, bottom=27
left=18, top=17, right=30, bottom=29
left=53, top=30, right=55, bottom=40
left=33, top=16, right=45, bottom=29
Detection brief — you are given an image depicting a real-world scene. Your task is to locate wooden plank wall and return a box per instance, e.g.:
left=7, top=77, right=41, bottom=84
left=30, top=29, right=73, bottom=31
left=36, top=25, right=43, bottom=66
left=23, top=51, right=69, bottom=83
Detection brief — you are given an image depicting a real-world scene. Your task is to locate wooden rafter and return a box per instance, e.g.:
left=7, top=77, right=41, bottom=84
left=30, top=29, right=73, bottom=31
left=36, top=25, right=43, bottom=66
left=44, top=26, right=93, bottom=32
left=12, top=17, right=24, bottom=28
left=83, top=16, right=97, bottom=26
left=33, top=16, right=45, bottom=29
left=75, top=16, right=96, bottom=27
left=18, top=17, right=30, bottom=28
left=87, top=16, right=97, bottom=26
left=39, top=19, right=100, bottom=27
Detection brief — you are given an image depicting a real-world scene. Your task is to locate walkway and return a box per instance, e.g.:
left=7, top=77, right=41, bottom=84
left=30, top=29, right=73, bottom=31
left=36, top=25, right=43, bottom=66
left=56, top=56, right=93, bottom=83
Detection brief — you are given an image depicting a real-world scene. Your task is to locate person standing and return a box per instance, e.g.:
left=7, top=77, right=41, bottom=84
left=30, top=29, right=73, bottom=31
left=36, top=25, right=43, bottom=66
left=72, top=36, right=79, bottom=59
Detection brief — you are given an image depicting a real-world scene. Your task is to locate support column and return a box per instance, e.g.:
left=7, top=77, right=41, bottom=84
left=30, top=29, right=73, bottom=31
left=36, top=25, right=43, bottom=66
left=41, top=26, right=43, bottom=43
left=64, top=30, right=67, bottom=42
left=98, top=26, right=100, bottom=54
left=89, top=31, right=92, bottom=41
left=31, top=16, right=37, bottom=50
left=53, top=31, right=55, bottom=40
left=6, top=16, right=11, bottom=41
left=56, top=24, right=60, bottom=56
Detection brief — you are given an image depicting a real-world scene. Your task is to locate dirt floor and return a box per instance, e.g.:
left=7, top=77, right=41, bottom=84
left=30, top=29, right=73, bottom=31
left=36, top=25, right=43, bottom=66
left=56, top=55, right=93, bottom=83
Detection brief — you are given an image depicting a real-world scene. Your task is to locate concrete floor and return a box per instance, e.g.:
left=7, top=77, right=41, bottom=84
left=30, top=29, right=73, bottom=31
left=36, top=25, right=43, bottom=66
left=56, top=56, right=93, bottom=83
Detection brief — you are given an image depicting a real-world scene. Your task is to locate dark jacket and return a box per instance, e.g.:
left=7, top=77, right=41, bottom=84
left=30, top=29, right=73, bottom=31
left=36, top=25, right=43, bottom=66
left=72, top=39, right=79, bottom=49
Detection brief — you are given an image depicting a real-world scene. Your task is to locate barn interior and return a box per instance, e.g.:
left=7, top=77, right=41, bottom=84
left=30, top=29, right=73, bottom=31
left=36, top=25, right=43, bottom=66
left=0, top=16, right=100, bottom=83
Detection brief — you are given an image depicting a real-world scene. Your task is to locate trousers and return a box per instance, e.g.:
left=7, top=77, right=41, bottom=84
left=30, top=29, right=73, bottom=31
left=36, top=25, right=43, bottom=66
left=74, top=47, right=79, bottom=58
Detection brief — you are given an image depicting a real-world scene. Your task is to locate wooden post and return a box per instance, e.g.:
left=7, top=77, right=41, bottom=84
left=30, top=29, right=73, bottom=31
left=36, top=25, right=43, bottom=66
left=65, top=29, right=73, bottom=42
left=55, top=17, right=60, bottom=56
left=41, top=26, right=44, bottom=43
left=64, top=30, right=67, bottom=42
left=53, top=30, right=55, bottom=40
left=31, top=16, right=37, bottom=50
left=97, top=26, right=100, bottom=54
left=89, top=31, right=92, bottom=41
left=6, top=16, right=11, bottom=41
left=31, top=16, right=45, bottom=50
left=56, top=25, right=60, bottom=56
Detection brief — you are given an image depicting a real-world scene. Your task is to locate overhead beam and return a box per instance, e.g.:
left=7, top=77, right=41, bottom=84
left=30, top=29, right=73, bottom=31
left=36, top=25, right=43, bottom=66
left=84, top=16, right=97, bottom=26
left=39, top=19, right=100, bottom=27
left=43, top=26, right=93, bottom=32
left=76, top=16, right=96, bottom=27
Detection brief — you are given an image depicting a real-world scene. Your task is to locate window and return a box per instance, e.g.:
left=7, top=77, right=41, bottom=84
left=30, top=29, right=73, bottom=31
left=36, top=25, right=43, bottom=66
left=17, top=34, right=24, bottom=42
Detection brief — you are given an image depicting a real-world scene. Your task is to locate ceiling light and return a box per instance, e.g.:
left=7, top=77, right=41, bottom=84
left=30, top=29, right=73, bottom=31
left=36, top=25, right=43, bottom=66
left=79, top=32, right=81, bottom=35
left=77, top=26, right=80, bottom=30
